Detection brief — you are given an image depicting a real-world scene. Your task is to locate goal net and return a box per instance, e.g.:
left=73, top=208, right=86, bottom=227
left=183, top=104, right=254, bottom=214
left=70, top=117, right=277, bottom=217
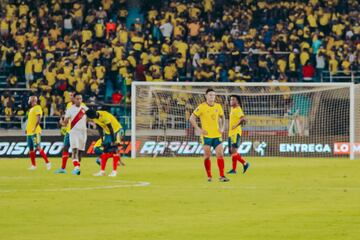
left=131, top=82, right=359, bottom=159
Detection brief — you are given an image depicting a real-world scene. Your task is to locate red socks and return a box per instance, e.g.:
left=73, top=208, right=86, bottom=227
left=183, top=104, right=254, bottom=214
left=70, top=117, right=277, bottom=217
left=73, top=159, right=80, bottom=168
left=61, top=151, right=69, bottom=169
left=205, top=158, right=225, bottom=177
left=204, top=158, right=212, bottom=178
left=38, top=148, right=49, bottom=163
left=217, top=157, right=225, bottom=177
left=29, top=150, right=36, bottom=166
left=232, top=153, right=246, bottom=170
left=100, top=153, right=112, bottom=171
left=113, top=154, right=120, bottom=171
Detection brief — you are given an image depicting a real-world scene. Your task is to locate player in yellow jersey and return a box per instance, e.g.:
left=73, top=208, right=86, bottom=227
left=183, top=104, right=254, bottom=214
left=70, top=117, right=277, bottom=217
left=86, top=109, right=124, bottom=177
left=26, top=96, right=51, bottom=170
left=227, top=95, right=250, bottom=174
left=190, top=88, right=229, bottom=182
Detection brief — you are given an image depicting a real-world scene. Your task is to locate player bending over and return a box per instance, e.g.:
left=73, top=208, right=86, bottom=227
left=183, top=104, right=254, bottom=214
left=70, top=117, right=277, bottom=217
left=190, top=88, right=229, bottom=182
left=26, top=96, right=51, bottom=170
left=227, top=95, right=250, bottom=174
left=86, top=109, right=123, bottom=177
left=60, top=93, right=88, bottom=175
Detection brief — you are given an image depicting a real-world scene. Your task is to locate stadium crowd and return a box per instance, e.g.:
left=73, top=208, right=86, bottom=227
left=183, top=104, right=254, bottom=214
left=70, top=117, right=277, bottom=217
left=0, top=0, right=360, bottom=126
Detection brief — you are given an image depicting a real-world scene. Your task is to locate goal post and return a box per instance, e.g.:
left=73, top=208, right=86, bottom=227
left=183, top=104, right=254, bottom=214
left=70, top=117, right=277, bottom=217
left=131, top=82, right=359, bottom=159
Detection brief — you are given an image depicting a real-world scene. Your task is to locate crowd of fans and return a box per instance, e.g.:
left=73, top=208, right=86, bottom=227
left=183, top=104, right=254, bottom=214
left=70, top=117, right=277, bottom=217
left=0, top=0, right=360, bottom=127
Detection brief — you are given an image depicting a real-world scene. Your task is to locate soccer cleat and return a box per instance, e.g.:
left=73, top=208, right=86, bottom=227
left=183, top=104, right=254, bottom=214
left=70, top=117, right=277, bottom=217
left=93, top=171, right=105, bottom=177
left=46, top=162, right=51, bottom=170
left=207, top=177, right=212, bottom=182
left=71, top=168, right=81, bottom=175
left=54, top=168, right=66, bottom=174
left=108, top=171, right=117, bottom=177
left=28, top=165, right=37, bottom=170
left=243, top=162, right=250, bottom=174
left=219, top=176, right=230, bottom=182
left=95, top=158, right=101, bottom=166
left=227, top=169, right=237, bottom=174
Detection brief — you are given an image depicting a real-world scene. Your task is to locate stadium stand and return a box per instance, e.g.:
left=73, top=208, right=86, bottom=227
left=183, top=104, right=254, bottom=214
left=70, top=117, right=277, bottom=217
left=0, top=0, right=359, bottom=129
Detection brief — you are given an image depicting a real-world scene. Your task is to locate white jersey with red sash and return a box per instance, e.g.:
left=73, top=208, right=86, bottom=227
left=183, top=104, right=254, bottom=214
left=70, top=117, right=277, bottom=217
left=65, top=105, right=88, bottom=150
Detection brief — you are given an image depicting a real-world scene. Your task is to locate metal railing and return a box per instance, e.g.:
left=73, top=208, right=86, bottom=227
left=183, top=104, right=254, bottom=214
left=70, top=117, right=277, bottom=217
left=321, top=71, right=360, bottom=83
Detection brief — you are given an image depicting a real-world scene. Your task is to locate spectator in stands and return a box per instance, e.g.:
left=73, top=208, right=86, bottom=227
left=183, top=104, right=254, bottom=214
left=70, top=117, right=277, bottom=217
left=7, top=74, right=17, bottom=87
left=302, top=61, right=316, bottom=82
left=0, top=0, right=359, bottom=132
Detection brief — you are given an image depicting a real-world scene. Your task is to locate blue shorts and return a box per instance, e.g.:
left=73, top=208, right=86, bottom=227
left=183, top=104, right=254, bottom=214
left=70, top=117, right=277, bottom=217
left=102, top=129, right=123, bottom=153
left=103, top=129, right=123, bottom=146
left=228, top=134, right=241, bottom=149
left=201, top=137, right=222, bottom=149
left=27, top=134, right=41, bottom=150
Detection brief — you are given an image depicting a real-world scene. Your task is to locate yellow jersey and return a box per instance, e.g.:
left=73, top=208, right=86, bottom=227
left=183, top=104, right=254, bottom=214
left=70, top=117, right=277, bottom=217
left=229, top=106, right=245, bottom=137
left=94, top=138, right=103, bottom=148
left=193, top=102, right=224, bottom=138
left=26, top=105, right=42, bottom=135
left=94, top=111, right=122, bottom=134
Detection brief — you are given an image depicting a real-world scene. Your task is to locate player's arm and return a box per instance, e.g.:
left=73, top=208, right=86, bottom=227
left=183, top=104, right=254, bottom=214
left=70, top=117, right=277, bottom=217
left=97, top=124, right=104, bottom=138
left=219, top=114, right=225, bottom=133
left=231, top=116, right=246, bottom=130
left=218, top=105, right=225, bottom=133
left=60, top=116, right=71, bottom=126
left=189, top=113, right=207, bottom=135
left=107, top=123, right=116, bottom=143
left=60, top=109, right=71, bottom=126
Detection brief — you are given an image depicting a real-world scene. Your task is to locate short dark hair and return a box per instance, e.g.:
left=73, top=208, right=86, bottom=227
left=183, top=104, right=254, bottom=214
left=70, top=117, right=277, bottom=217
left=205, top=88, right=215, bottom=94
left=230, top=95, right=241, bottom=104
left=74, top=92, right=82, bottom=97
left=85, top=109, right=98, bottom=119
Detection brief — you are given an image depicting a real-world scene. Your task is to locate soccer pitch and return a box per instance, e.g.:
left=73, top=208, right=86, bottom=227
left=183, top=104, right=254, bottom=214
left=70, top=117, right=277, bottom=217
left=0, top=157, right=359, bottom=240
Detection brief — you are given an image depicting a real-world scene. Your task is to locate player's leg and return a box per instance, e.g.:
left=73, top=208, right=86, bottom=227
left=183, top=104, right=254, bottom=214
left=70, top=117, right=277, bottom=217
left=94, top=138, right=112, bottom=176
left=228, top=134, right=249, bottom=174
left=27, top=135, right=37, bottom=170
left=115, top=130, right=125, bottom=166
left=94, top=151, right=112, bottom=176
left=71, top=148, right=81, bottom=174
left=215, top=141, right=229, bottom=182
left=69, top=132, right=81, bottom=175
left=55, top=133, right=70, bottom=173
left=94, top=145, right=103, bottom=165
left=35, top=134, right=51, bottom=170
left=109, top=152, right=119, bottom=177
left=202, top=137, right=212, bottom=182
left=110, top=134, right=121, bottom=176
left=71, top=148, right=81, bottom=175
left=62, top=133, right=70, bottom=167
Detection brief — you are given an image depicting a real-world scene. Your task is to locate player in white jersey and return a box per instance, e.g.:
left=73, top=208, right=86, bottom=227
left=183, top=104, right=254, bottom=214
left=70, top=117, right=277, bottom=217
left=62, top=93, right=88, bottom=175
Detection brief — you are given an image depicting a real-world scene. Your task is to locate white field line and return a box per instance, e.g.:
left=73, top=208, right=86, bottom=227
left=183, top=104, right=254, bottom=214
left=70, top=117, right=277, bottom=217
left=0, top=177, right=150, bottom=192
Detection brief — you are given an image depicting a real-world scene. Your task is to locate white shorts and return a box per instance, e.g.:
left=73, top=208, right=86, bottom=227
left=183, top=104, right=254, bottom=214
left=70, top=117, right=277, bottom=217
left=69, top=129, right=87, bottom=151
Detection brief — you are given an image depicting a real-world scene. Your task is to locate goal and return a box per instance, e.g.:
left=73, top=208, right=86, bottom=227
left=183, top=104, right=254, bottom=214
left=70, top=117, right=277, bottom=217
left=131, top=82, right=360, bottom=159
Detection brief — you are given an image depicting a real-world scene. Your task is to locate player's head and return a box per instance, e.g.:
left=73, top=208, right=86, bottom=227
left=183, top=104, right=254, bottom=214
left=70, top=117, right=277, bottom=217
left=74, top=93, right=83, bottom=107
left=69, top=91, right=76, bottom=103
left=85, top=109, right=99, bottom=119
left=205, top=88, right=216, bottom=105
left=28, top=95, right=38, bottom=106
left=230, top=95, right=241, bottom=107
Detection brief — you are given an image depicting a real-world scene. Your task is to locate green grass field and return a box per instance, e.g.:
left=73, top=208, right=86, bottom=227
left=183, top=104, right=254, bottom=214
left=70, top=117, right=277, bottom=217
left=0, top=157, right=359, bottom=240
